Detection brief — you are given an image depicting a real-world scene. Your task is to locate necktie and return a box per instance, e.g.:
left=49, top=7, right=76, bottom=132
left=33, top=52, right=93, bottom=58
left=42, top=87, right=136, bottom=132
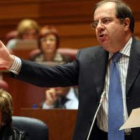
left=108, top=53, right=124, bottom=140
left=58, top=96, right=69, bottom=109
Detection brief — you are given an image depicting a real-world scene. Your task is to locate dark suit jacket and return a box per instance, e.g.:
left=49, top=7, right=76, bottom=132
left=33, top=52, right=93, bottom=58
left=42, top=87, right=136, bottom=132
left=13, top=38, right=140, bottom=140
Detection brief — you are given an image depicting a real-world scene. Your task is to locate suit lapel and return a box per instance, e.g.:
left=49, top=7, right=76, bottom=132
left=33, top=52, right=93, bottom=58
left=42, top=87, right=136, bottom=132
left=126, top=39, right=140, bottom=95
left=92, top=48, right=108, bottom=100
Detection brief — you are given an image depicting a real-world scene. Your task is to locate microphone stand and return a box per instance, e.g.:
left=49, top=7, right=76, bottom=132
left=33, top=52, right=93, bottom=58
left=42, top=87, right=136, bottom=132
left=86, top=91, right=106, bottom=140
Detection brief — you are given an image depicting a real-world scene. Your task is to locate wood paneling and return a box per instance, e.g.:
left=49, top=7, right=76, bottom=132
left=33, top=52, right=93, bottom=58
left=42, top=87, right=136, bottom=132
left=0, top=5, right=39, bottom=19
left=0, top=0, right=140, bottom=47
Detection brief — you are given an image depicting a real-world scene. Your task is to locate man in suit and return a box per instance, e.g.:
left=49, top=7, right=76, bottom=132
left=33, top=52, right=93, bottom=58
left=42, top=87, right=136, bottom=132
left=0, top=0, right=139, bottom=140
left=42, top=87, right=78, bottom=109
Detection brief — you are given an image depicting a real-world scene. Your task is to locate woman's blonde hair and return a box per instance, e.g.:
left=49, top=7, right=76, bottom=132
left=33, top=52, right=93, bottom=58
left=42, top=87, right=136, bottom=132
left=0, top=89, right=13, bottom=127
left=17, top=19, right=40, bottom=38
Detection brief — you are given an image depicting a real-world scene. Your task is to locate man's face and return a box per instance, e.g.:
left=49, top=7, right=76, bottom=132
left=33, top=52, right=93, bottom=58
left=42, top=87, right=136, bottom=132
left=94, top=2, right=130, bottom=53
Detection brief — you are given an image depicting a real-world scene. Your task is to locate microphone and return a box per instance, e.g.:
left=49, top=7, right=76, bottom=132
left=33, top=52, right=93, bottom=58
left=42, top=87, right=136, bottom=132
left=86, top=91, right=106, bottom=140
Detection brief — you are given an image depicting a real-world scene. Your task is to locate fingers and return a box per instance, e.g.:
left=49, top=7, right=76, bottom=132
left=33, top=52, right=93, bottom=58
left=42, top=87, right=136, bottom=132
left=0, top=40, right=14, bottom=69
left=0, top=40, right=4, bottom=46
left=0, top=40, right=7, bottom=49
left=45, top=88, right=58, bottom=105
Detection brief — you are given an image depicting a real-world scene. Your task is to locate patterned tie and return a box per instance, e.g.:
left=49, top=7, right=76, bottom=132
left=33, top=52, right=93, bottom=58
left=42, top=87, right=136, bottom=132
left=108, top=53, right=124, bottom=140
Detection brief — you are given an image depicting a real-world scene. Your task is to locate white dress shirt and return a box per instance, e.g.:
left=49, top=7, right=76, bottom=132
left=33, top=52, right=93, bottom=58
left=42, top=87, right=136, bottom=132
left=42, top=87, right=79, bottom=109
left=97, top=37, right=132, bottom=133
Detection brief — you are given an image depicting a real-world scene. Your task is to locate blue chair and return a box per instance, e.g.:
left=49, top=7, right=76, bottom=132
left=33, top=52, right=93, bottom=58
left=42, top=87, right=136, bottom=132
left=12, top=116, right=49, bottom=140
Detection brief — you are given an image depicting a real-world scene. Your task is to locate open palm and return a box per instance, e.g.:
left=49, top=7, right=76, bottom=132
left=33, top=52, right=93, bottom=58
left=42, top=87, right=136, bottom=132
left=0, top=41, right=14, bottom=69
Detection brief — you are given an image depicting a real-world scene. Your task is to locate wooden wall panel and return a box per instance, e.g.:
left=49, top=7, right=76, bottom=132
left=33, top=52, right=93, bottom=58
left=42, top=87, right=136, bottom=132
left=60, top=37, right=98, bottom=49
left=56, top=24, right=94, bottom=36
left=0, top=0, right=140, bottom=47
left=55, top=23, right=98, bottom=48
left=0, top=5, right=39, bottom=19
left=39, top=0, right=96, bottom=24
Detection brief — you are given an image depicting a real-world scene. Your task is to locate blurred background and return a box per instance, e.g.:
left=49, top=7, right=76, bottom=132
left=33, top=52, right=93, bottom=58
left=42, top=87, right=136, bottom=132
left=0, top=0, right=139, bottom=140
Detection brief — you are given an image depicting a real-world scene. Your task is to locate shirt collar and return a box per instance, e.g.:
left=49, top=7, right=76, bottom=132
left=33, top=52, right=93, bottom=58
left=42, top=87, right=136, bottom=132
left=108, top=37, right=132, bottom=59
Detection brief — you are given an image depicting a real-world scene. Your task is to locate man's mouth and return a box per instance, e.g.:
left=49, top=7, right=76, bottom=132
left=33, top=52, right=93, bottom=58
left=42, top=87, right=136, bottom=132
left=98, top=34, right=106, bottom=40
left=99, top=34, right=104, bottom=37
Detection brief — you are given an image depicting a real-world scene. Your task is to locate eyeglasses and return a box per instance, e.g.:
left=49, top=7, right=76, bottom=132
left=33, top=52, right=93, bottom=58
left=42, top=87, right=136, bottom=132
left=91, top=17, right=113, bottom=30
left=40, top=37, right=56, bottom=43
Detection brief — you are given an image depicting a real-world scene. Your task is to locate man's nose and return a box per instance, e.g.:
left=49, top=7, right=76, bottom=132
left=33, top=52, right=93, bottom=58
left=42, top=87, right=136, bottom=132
left=96, top=21, right=104, bottom=29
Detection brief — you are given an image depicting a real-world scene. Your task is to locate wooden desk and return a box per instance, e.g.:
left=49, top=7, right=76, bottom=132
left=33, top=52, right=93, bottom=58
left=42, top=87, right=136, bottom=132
left=20, top=108, right=78, bottom=140
left=3, top=72, right=47, bottom=114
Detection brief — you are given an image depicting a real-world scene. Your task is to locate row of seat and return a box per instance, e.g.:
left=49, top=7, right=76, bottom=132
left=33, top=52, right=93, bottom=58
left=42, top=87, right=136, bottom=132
left=12, top=116, right=49, bottom=140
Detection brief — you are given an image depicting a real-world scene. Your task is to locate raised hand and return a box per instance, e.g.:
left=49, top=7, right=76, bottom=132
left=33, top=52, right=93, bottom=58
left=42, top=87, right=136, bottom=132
left=0, top=41, right=15, bottom=69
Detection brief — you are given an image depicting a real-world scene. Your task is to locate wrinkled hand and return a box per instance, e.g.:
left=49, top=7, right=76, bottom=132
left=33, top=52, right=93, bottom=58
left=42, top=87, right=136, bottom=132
left=0, top=41, right=14, bottom=69
left=45, top=88, right=58, bottom=105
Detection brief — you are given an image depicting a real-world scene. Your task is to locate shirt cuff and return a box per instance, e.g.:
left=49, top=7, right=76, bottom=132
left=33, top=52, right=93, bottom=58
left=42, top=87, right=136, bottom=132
left=42, top=102, right=55, bottom=109
left=9, top=56, right=22, bottom=75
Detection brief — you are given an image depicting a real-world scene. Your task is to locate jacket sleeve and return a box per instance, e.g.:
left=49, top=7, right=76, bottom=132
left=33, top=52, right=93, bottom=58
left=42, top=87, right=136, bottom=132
left=11, top=58, right=79, bottom=88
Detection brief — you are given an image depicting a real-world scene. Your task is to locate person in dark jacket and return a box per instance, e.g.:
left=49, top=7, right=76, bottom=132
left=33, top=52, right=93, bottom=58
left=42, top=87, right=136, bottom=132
left=0, top=89, right=29, bottom=140
left=0, top=0, right=138, bottom=140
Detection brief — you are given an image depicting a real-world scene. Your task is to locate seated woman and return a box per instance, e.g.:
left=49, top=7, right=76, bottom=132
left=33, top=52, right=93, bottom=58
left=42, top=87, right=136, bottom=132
left=7, top=19, right=40, bottom=50
left=0, top=89, right=29, bottom=140
left=30, top=25, right=72, bottom=65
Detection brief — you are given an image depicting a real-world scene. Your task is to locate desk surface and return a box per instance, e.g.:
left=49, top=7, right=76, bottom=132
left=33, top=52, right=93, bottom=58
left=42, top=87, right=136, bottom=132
left=20, top=108, right=78, bottom=140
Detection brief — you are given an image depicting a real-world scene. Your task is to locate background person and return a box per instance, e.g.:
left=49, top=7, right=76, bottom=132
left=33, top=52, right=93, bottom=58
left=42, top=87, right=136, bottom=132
left=30, top=25, right=72, bottom=65
left=42, top=87, right=78, bottom=109
left=7, top=19, right=40, bottom=50
left=0, top=89, right=29, bottom=140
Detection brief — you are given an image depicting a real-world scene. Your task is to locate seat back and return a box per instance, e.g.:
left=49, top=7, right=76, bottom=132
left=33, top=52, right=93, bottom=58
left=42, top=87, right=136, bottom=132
left=12, top=116, right=49, bottom=140
left=29, top=48, right=78, bottom=61
left=5, top=30, right=18, bottom=44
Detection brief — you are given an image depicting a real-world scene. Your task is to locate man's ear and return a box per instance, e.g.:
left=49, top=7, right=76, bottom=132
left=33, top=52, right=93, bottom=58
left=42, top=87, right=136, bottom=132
left=123, top=18, right=130, bottom=31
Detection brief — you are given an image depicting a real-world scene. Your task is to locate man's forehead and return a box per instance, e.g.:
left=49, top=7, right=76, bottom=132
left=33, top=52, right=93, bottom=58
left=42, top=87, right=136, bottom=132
left=94, top=2, right=116, bottom=20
